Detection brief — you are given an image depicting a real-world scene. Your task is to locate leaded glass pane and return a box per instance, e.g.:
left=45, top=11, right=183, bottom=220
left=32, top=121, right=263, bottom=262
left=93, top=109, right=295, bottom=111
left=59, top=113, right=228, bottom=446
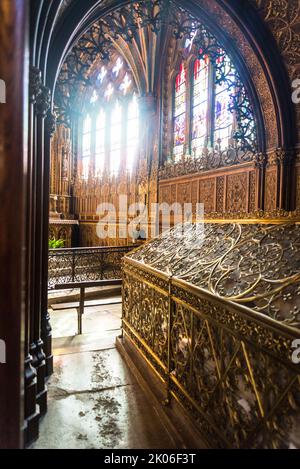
left=82, top=115, right=91, bottom=177
left=174, top=64, right=186, bottom=117
left=110, top=102, right=122, bottom=174
left=95, top=109, right=106, bottom=176
left=83, top=114, right=91, bottom=135
left=214, top=89, right=233, bottom=149
left=192, top=57, right=209, bottom=157
left=82, top=133, right=91, bottom=156
left=127, top=96, right=139, bottom=172
left=174, top=114, right=186, bottom=147
left=214, top=53, right=234, bottom=150
left=173, top=63, right=186, bottom=160
left=82, top=157, right=90, bottom=180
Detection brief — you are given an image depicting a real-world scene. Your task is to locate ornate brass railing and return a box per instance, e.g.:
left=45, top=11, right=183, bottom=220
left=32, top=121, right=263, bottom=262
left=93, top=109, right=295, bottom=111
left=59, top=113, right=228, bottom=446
left=48, top=245, right=137, bottom=290
left=122, top=223, right=300, bottom=449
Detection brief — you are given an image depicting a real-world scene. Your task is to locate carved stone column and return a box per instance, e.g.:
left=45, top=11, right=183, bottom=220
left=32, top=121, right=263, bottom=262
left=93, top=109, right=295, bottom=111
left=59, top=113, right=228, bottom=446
left=24, top=66, right=42, bottom=446
left=29, top=83, right=51, bottom=415
left=41, top=111, right=57, bottom=377
left=137, top=96, right=158, bottom=237
left=255, top=152, right=267, bottom=211
left=276, top=148, right=294, bottom=211
left=264, top=150, right=279, bottom=212
left=263, top=148, right=294, bottom=212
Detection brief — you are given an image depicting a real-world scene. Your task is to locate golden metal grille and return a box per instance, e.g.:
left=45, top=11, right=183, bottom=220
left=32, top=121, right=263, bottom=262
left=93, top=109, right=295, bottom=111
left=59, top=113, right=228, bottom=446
left=122, top=223, right=300, bottom=448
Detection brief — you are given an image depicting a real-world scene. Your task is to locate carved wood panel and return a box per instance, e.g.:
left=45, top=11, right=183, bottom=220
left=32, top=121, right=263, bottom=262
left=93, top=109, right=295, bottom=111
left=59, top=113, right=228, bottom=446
left=159, top=166, right=257, bottom=217
left=265, top=167, right=278, bottom=212
left=249, top=171, right=257, bottom=213
left=226, top=173, right=248, bottom=213
left=177, top=182, right=192, bottom=206
left=199, top=178, right=215, bottom=214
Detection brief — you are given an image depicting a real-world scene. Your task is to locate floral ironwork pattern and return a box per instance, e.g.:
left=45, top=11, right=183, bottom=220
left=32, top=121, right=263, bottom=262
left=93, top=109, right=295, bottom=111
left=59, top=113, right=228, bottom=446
left=48, top=244, right=136, bottom=289
left=128, top=222, right=300, bottom=328
left=122, top=236, right=300, bottom=448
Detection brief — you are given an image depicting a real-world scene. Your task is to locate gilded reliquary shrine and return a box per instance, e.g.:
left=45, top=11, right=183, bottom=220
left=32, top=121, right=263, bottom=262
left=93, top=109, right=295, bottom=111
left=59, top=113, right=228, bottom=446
left=1, top=0, right=300, bottom=452
left=122, top=222, right=300, bottom=448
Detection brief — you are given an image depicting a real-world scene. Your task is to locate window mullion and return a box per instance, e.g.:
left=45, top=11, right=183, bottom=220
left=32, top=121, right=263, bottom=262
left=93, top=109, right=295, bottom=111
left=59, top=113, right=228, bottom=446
left=207, top=61, right=216, bottom=149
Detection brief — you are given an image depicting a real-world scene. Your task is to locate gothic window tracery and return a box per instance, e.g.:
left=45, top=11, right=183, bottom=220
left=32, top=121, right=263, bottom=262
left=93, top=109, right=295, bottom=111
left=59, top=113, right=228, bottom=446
left=55, top=1, right=259, bottom=177
left=170, top=44, right=256, bottom=164
left=79, top=54, right=139, bottom=179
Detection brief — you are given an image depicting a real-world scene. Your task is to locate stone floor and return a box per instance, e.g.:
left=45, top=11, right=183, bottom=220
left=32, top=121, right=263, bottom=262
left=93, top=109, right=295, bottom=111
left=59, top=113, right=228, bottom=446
left=31, top=298, right=177, bottom=449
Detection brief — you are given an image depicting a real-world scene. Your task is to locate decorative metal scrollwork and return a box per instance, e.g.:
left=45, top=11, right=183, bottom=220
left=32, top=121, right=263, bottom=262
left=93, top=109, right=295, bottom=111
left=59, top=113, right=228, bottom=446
left=122, top=224, right=300, bottom=448
left=48, top=244, right=136, bottom=289
left=129, top=222, right=300, bottom=329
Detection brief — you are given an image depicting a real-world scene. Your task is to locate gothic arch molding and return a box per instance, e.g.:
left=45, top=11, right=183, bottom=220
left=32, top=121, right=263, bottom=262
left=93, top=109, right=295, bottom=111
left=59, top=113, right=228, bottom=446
left=44, top=0, right=296, bottom=156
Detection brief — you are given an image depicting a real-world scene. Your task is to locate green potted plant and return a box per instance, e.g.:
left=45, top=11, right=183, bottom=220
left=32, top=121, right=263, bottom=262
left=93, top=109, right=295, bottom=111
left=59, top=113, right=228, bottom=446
left=48, top=238, right=65, bottom=249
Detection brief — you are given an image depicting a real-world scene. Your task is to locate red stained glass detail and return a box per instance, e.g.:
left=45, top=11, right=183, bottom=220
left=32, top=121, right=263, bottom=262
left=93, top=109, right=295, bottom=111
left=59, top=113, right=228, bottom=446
left=175, top=63, right=186, bottom=93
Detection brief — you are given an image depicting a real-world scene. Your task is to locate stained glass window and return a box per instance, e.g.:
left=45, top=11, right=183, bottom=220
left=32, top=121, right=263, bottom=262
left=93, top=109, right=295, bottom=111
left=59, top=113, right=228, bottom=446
left=80, top=53, right=139, bottom=178
left=214, top=54, right=234, bottom=150
left=173, top=63, right=186, bottom=161
left=127, top=95, right=139, bottom=172
left=90, top=89, right=98, bottom=104
left=113, top=57, right=123, bottom=77
left=97, top=66, right=107, bottom=83
left=95, top=109, right=106, bottom=176
left=110, top=101, right=122, bottom=174
left=171, top=47, right=245, bottom=162
left=120, top=73, right=132, bottom=95
left=184, top=24, right=197, bottom=52
left=192, top=57, right=209, bottom=157
left=105, top=83, right=114, bottom=100
left=82, top=115, right=91, bottom=179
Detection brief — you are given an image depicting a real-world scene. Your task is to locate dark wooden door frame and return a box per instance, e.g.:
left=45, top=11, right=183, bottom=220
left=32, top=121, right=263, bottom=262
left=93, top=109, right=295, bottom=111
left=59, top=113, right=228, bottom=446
left=0, top=0, right=28, bottom=449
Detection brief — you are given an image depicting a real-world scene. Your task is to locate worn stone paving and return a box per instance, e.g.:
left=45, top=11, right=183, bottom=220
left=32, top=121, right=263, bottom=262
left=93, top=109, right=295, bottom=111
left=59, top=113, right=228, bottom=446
left=32, top=303, right=176, bottom=449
